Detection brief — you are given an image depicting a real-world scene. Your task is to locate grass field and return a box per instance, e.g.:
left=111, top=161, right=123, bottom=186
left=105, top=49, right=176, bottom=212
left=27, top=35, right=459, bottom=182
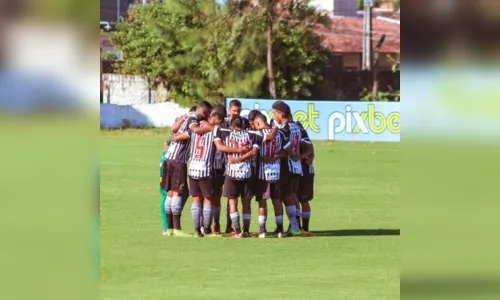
left=100, top=129, right=400, bottom=300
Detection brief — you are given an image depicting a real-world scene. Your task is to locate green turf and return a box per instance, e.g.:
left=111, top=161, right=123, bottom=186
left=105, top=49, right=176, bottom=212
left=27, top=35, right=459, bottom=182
left=100, top=129, right=400, bottom=300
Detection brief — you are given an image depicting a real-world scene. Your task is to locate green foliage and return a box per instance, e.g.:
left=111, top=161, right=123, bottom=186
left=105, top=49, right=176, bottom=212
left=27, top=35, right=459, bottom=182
left=100, top=52, right=119, bottom=60
left=110, top=0, right=334, bottom=105
left=360, top=86, right=400, bottom=102
left=271, top=0, right=333, bottom=99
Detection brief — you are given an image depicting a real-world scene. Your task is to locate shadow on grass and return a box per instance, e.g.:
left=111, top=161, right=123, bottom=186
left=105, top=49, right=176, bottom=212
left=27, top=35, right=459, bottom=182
left=312, top=229, right=400, bottom=237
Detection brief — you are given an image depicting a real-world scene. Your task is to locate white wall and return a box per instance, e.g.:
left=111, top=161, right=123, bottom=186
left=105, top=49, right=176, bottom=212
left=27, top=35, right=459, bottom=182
left=310, top=0, right=358, bottom=16
left=101, top=74, right=171, bottom=105
left=100, top=102, right=188, bottom=128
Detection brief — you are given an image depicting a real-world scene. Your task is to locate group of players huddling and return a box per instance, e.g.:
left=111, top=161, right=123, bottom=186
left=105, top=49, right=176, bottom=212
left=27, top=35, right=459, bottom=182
left=159, top=99, right=315, bottom=238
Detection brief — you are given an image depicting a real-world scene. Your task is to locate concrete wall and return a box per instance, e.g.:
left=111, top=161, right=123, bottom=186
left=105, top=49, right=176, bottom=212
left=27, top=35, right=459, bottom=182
left=101, top=74, right=170, bottom=105
left=100, top=102, right=188, bottom=128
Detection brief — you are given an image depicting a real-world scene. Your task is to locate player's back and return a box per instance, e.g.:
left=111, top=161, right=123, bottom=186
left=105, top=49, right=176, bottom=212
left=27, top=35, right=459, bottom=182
left=256, top=128, right=285, bottom=182
left=279, top=121, right=303, bottom=175
left=189, top=124, right=217, bottom=178
left=167, top=116, right=196, bottom=164
left=216, top=127, right=254, bottom=180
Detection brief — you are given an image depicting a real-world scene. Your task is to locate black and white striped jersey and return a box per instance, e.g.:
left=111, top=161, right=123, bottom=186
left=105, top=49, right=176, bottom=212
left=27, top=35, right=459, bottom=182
left=257, top=128, right=286, bottom=182
left=166, top=116, right=197, bottom=164
left=213, top=121, right=230, bottom=170
left=277, top=121, right=304, bottom=175
left=214, top=127, right=264, bottom=180
left=296, top=121, right=315, bottom=174
left=188, top=124, right=217, bottom=179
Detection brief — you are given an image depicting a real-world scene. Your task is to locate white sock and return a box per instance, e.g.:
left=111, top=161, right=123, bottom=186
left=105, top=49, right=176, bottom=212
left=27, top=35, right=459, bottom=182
left=285, top=206, right=300, bottom=231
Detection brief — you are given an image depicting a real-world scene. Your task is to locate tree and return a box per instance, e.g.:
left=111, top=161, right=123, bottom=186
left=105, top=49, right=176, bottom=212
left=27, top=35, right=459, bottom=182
left=110, top=0, right=334, bottom=104
left=268, top=0, right=333, bottom=99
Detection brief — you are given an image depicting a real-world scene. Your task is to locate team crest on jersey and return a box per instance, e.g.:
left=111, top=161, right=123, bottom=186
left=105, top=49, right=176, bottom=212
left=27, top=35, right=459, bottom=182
left=179, top=184, right=185, bottom=191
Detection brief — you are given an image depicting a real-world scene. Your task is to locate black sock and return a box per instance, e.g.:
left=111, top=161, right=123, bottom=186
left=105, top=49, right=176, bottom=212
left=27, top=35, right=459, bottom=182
left=173, top=214, right=181, bottom=230
left=302, top=211, right=311, bottom=232
left=277, top=224, right=284, bottom=233
left=167, top=213, right=173, bottom=229
left=260, top=224, right=266, bottom=233
left=303, top=219, right=309, bottom=232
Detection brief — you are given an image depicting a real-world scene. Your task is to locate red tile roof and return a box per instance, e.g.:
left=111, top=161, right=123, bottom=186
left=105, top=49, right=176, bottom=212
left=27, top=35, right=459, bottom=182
left=315, top=17, right=400, bottom=53
left=374, top=11, right=400, bottom=20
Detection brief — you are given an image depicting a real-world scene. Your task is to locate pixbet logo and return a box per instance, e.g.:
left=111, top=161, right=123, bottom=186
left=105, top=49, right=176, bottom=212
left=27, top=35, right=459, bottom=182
left=328, top=104, right=400, bottom=140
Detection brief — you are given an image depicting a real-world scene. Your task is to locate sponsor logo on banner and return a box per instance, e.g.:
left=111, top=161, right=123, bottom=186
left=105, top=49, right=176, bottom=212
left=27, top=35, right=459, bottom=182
left=227, top=99, right=400, bottom=142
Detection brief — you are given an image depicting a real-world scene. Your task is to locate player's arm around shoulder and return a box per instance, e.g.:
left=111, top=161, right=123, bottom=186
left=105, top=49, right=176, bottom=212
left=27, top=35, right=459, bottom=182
left=170, top=129, right=191, bottom=142
left=262, top=126, right=279, bottom=141
left=213, top=128, right=248, bottom=154
left=172, top=115, right=188, bottom=133
left=190, top=119, right=213, bottom=134
left=228, top=145, right=258, bottom=164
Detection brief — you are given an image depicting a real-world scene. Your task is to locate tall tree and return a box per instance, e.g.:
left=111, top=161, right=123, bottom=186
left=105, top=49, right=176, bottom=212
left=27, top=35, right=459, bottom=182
left=110, top=0, right=333, bottom=104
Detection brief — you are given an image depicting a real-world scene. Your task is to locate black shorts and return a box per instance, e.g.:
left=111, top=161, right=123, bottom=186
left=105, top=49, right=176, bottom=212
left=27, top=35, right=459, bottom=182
left=298, top=167, right=314, bottom=202
left=279, top=169, right=300, bottom=197
left=223, top=177, right=254, bottom=200
left=214, top=168, right=225, bottom=191
left=161, top=161, right=188, bottom=193
left=255, top=180, right=280, bottom=201
left=189, top=176, right=215, bottom=198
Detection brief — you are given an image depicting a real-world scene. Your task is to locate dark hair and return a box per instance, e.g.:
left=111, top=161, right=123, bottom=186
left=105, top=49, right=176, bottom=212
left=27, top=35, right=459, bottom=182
left=229, top=99, right=242, bottom=108
left=210, top=111, right=225, bottom=121
left=213, top=104, right=227, bottom=117
left=247, top=109, right=261, bottom=122
left=254, top=113, right=267, bottom=123
left=197, top=100, right=212, bottom=111
left=272, top=101, right=291, bottom=118
left=189, top=106, right=197, bottom=112
left=231, top=116, right=244, bottom=129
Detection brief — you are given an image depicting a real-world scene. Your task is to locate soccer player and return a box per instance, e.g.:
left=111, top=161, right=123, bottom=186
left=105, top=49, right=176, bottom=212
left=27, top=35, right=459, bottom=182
left=224, top=99, right=251, bottom=233
left=295, top=121, right=315, bottom=236
left=172, top=110, right=225, bottom=237
left=252, top=113, right=287, bottom=238
left=266, top=101, right=305, bottom=236
left=226, top=99, right=250, bottom=129
left=172, top=106, right=197, bottom=133
left=216, top=116, right=279, bottom=237
left=162, top=101, right=212, bottom=237
left=247, top=109, right=269, bottom=229
left=161, top=134, right=189, bottom=235
left=160, top=141, right=169, bottom=235
left=247, top=109, right=261, bottom=130
left=210, top=104, right=228, bottom=234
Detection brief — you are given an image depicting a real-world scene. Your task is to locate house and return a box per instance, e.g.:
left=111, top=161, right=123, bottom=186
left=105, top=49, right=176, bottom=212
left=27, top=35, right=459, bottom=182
left=315, top=17, right=400, bottom=71
left=311, top=0, right=400, bottom=71
left=100, top=0, right=136, bottom=23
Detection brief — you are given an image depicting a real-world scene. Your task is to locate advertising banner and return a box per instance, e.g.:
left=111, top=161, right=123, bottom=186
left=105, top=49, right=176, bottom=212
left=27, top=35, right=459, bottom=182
left=226, top=99, right=400, bottom=142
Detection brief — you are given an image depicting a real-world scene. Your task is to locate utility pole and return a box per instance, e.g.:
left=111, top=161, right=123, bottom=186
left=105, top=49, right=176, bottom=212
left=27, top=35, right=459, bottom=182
left=117, top=0, right=121, bottom=23
left=362, top=0, right=373, bottom=71
left=372, top=34, right=386, bottom=101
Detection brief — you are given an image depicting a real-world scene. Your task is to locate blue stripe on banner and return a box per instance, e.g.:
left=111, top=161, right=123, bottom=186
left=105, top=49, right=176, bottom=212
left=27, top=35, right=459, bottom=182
left=226, top=99, right=400, bottom=142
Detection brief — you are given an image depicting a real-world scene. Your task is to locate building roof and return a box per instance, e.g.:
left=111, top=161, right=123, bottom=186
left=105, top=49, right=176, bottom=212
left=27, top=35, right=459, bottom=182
left=315, top=16, right=400, bottom=53
left=374, top=11, right=400, bottom=20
